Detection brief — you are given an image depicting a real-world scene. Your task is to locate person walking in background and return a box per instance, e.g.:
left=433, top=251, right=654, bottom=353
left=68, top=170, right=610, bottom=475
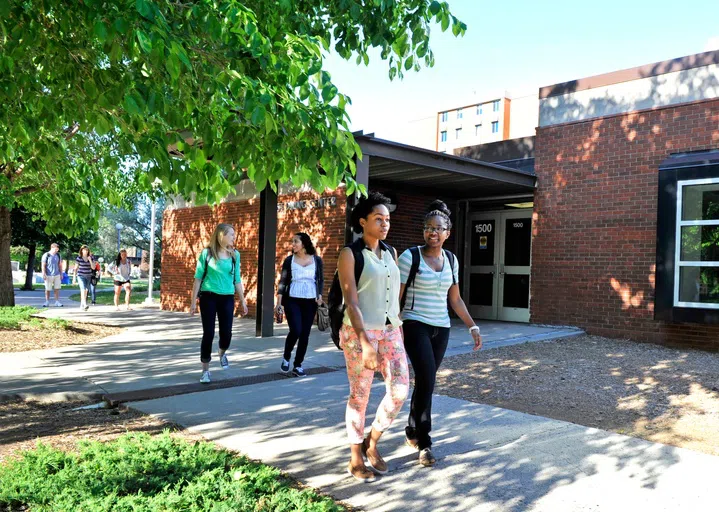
left=72, top=245, right=95, bottom=311
left=89, top=252, right=101, bottom=305
left=111, top=249, right=133, bottom=311
left=190, top=223, right=248, bottom=384
left=41, top=243, right=63, bottom=307
left=337, top=192, right=409, bottom=482
left=275, top=233, right=324, bottom=377
left=399, top=200, right=483, bottom=467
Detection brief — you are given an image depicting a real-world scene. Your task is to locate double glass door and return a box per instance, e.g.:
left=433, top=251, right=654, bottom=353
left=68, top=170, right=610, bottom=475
left=465, top=210, right=532, bottom=322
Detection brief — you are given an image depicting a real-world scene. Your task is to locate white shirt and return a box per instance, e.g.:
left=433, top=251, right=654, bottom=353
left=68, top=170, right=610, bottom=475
left=289, top=256, right=317, bottom=299
left=343, top=246, right=402, bottom=330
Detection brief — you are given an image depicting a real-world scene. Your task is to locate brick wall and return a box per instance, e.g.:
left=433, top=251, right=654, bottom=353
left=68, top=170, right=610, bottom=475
left=161, top=189, right=347, bottom=315
left=532, top=99, right=719, bottom=349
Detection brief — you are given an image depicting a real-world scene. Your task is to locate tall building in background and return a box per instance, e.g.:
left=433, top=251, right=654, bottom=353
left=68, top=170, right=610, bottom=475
left=436, top=90, right=538, bottom=154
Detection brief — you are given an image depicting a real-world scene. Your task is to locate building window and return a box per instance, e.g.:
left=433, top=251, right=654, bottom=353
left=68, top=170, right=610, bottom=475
left=455, top=128, right=462, bottom=139
left=491, top=121, right=499, bottom=133
left=440, top=131, right=447, bottom=142
left=674, top=178, right=719, bottom=309
left=493, top=100, right=500, bottom=112
left=457, top=109, right=463, bottom=119
left=440, top=111, right=448, bottom=122
left=476, top=105, right=482, bottom=115
left=475, top=124, right=481, bottom=136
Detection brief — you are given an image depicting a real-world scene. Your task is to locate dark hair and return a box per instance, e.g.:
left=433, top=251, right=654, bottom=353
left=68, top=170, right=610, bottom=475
left=425, top=199, right=452, bottom=230
left=294, top=232, right=316, bottom=255
left=351, top=191, right=391, bottom=234
left=78, top=245, right=90, bottom=258
left=115, top=249, right=127, bottom=266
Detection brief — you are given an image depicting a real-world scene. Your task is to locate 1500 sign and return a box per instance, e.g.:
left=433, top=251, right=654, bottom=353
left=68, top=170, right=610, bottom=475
left=475, top=223, right=492, bottom=233
left=277, top=196, right=337, bottom=211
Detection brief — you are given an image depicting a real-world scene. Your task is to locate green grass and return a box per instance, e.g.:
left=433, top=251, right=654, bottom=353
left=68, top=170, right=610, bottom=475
left=18, top=279, right=116, bottom=291
left=69, top=288, right=158, bottom=305
left=0, top=306, right=69, bottom=330
left=0, top=432, right=344, bottom=512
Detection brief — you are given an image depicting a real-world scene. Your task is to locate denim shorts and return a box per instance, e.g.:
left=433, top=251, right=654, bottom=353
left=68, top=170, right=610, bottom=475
left=77, top=275, right=91, bottom=292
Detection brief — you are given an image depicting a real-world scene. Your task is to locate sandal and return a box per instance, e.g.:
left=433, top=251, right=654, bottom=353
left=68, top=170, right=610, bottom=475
left=419, top=448, right=436, bottom=467
left=362, top=437, right=388, bottom=474
left=405, top=435, right=420, bottom=451
left=347, top=462, right=376, bottom=482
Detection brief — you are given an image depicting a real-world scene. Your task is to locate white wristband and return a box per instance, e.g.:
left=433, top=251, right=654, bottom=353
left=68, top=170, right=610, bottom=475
left=469, top=325, right=480, bottom=334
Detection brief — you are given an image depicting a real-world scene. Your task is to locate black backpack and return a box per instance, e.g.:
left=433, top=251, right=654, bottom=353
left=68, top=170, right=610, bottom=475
left=327, top=238, right=395, bottom=349
left=399, top=246, right=457, bottom=311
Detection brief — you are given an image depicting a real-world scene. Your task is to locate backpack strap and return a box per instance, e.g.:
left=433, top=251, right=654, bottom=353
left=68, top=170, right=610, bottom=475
left=444, top=249, right=457, bottom=285
left=401, top=246, right=421, bottom=311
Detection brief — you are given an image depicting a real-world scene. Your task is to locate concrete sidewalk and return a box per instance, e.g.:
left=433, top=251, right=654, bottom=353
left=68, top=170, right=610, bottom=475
left=132, top=371, right=719, bottom=512
left=8, top=304, right=716, bottom=510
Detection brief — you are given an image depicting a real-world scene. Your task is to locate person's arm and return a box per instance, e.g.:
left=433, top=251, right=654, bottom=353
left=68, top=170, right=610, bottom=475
left=190, top=278, right=201, bottom=315
left=338, top=248, right=378, bottom=370
left=41, top=255, right=47, bottom=280
left=233, top=250, right=247, bottom=316
left=448, top=281, right=482, bottom=351
left=276, top=256, right=291, bottom=310
left=316, top=256, right=324, bottom=303
left=72, top=261, right=77, bottom=284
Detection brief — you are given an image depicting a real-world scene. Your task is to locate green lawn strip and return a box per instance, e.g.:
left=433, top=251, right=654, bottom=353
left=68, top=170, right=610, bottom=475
left=19, top=279, right=117, bottom=291
left=69, top=288, right=158, bottom=305
left=0, top=306, right=68, bottom=330
left=0, top=432, right=345, bottom=512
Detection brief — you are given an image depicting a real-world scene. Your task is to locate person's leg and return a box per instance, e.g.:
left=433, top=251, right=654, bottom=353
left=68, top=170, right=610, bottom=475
left=282, top=297, right=302, bottom=363
left=293, top=298, right=317, bottom=368
left=44, top=281, right=51, bottom=304
left=418, top=326, right=450, bottom=450
left=215, top=294, right=234, bottom=356
left=341, top=325, right=376, bottom=465
left=114, top=283, right=121, bottom=308
left=199, top=293, right=218, bottom=372
left=54, top=276, right=61, bottom=302
left=371, top=326, right=410, bottom=438
left=403, top=321, right=437, bottom=449
left=124, top=282, right=132, bottom=309
left=89, top=281, right=96, bottom=304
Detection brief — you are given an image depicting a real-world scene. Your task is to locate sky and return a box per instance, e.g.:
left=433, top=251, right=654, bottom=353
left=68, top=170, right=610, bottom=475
left=323, top=0, right=719, bottom=144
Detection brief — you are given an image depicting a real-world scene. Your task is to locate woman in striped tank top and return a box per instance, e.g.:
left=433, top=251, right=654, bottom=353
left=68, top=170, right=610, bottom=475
left=72, top=245, right=95, bottom=311
left=398, top=200, right=483, bottom=467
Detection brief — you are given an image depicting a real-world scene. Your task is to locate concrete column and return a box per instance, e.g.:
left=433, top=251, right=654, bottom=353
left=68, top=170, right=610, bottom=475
left=256, top=186, right=278, bottom=337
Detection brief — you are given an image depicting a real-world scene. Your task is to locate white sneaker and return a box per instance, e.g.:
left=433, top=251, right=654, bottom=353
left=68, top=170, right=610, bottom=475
left=200, top=371, right=211, bottom=384
left=220, top=354, right=229, bottom=370
left=54, top=301, right=63, bottom=307
left=42, top=301, right=49, bottom=307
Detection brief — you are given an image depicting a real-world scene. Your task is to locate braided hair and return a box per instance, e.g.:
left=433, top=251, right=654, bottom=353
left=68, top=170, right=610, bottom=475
left=425, top=199, right=452, bottom=230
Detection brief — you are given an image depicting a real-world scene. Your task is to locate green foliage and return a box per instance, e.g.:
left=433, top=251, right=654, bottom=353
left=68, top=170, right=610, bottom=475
left=0, top=432, right=345, bottom=511
left=1, top=1, right=464, bottom=237
left=9, top=246, right=29, bottom=270
left=0, top=306, right=68, bottom=330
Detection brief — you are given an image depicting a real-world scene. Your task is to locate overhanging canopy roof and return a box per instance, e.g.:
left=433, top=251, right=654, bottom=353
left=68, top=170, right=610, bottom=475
left=357, top=135, right=536, bottom=199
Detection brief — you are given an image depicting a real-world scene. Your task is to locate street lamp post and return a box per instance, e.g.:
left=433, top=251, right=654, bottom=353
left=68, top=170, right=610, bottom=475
left=115, top=223, right=123, bottom=252
left=144, top=202, right=156, bottom=305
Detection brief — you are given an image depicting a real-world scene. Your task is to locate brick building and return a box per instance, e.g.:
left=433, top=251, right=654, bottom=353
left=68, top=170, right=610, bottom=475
left=162, top=50, right=719, bottom=348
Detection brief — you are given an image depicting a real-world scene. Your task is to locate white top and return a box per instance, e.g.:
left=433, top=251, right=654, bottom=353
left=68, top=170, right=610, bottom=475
left=343, top=246, right=402, bottom=330
left=289, top=257, right=317, bottom=299
left=112, top=261, right=132, bottom=282
left=399, top=248, right=460, bottom=328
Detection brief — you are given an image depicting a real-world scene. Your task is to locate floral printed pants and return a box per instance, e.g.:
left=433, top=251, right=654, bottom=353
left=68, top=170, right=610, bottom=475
left=340, top=324, right=410, bottom=444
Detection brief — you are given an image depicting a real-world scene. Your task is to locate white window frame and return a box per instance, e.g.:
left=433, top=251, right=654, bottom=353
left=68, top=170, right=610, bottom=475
left=455, top=127, right=462, bottom=139
left=457, top=109, right=463, bottom=119
left=440, top=112, right=448, bottom=122
left=674, top=177, right=719, bottom=309
left=440, top=130, right=447, bottom=142
left=491, top=121, right=499, bottom=133
left=493, top=100, right=500, bottom=112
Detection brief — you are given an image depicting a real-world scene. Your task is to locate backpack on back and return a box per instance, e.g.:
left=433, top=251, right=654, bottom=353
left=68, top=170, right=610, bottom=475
left=327, top=238, right=394, bottom=349
left=400, top=246, right=457, bottom=311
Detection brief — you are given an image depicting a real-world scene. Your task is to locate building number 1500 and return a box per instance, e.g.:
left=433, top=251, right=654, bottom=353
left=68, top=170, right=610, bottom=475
left=475, top=223, right=492, bottom=234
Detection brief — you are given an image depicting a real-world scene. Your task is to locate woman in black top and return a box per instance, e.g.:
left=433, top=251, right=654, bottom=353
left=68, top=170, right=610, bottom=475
left=275, top=233, right=324, bottom=377
left=72, top=245, right=95, bottom=311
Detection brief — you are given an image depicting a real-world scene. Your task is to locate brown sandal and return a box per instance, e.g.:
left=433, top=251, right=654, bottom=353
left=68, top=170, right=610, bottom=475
left=347, top=462, right=376, bottom=482
left=405, top=435, right=419, bottom=451
left=362, top=437, right=388, bottom=474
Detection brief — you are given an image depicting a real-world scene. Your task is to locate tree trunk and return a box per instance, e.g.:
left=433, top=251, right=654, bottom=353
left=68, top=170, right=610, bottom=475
left=0, top=206, right=15, bottom=307
left=21, top=243, right=37, bottom=291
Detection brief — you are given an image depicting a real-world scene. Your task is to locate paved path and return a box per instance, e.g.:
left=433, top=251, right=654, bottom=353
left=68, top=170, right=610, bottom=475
left=6, top=300, right=715, bottom=510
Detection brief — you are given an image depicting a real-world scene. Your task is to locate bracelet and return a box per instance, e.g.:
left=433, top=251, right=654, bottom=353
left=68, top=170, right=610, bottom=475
left=469, top=325, right=480, bottom=334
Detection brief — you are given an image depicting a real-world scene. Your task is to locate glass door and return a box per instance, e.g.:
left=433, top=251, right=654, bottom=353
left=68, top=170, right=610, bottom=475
left=466, top=213, right=500, bottom=319
left=497, top=211, right=532, bottom=322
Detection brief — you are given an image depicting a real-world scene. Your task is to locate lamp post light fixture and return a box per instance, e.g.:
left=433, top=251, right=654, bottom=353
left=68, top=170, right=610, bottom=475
left=115, top=223, right=123, bottom=252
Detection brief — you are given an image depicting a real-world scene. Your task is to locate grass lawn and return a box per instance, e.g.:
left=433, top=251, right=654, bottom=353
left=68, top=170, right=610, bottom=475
left=0, top=432, right=345, bottom=511
left=18, top=278, right=116, bottom=291
left=69, top=286, right=159, bottom=305
left=0, top=306, right=68, bottom=330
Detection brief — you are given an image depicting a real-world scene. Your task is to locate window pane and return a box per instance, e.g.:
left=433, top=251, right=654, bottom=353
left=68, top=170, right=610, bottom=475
left=680, top=226, right=719, bottom=262
left=678, top=267, right=719, bottom=304
left=469, top=273, right=494, bottom=307
left=682, top=183, right=719, bottom=221
left=503, top=274, right=530, bottom=308
left=504, top=218, right=532, bottom=266
left=470, top=219, right=495, bottom=266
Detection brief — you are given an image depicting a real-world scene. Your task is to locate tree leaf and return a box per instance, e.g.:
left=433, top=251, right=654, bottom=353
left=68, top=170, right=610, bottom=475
left=136, top=30, right=152, bottom=53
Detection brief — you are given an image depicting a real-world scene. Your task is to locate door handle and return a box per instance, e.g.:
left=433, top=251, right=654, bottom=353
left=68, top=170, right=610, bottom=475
left=499, top=265, right=505, bottom=277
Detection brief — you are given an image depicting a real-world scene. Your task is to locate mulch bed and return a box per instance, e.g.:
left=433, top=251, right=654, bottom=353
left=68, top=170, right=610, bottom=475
left=0, top=321, right=123, bottom=353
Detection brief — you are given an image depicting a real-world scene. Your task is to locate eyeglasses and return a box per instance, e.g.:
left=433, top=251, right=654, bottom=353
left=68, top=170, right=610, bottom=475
left=423, top=226, right=448, bottom=233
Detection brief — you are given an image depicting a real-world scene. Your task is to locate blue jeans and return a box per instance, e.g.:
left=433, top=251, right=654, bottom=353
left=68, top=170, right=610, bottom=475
left=77, top=275, right=91, bottom=293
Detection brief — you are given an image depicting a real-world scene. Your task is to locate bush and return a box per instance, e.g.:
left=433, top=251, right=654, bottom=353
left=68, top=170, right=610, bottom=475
left=0, top=433, right=345, bottom=512
left=0, top=307, right=69, bottom=330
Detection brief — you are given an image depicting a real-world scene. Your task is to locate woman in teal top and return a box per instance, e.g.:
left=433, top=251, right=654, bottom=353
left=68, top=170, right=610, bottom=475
left=190, top=223, right=248, bottom=384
